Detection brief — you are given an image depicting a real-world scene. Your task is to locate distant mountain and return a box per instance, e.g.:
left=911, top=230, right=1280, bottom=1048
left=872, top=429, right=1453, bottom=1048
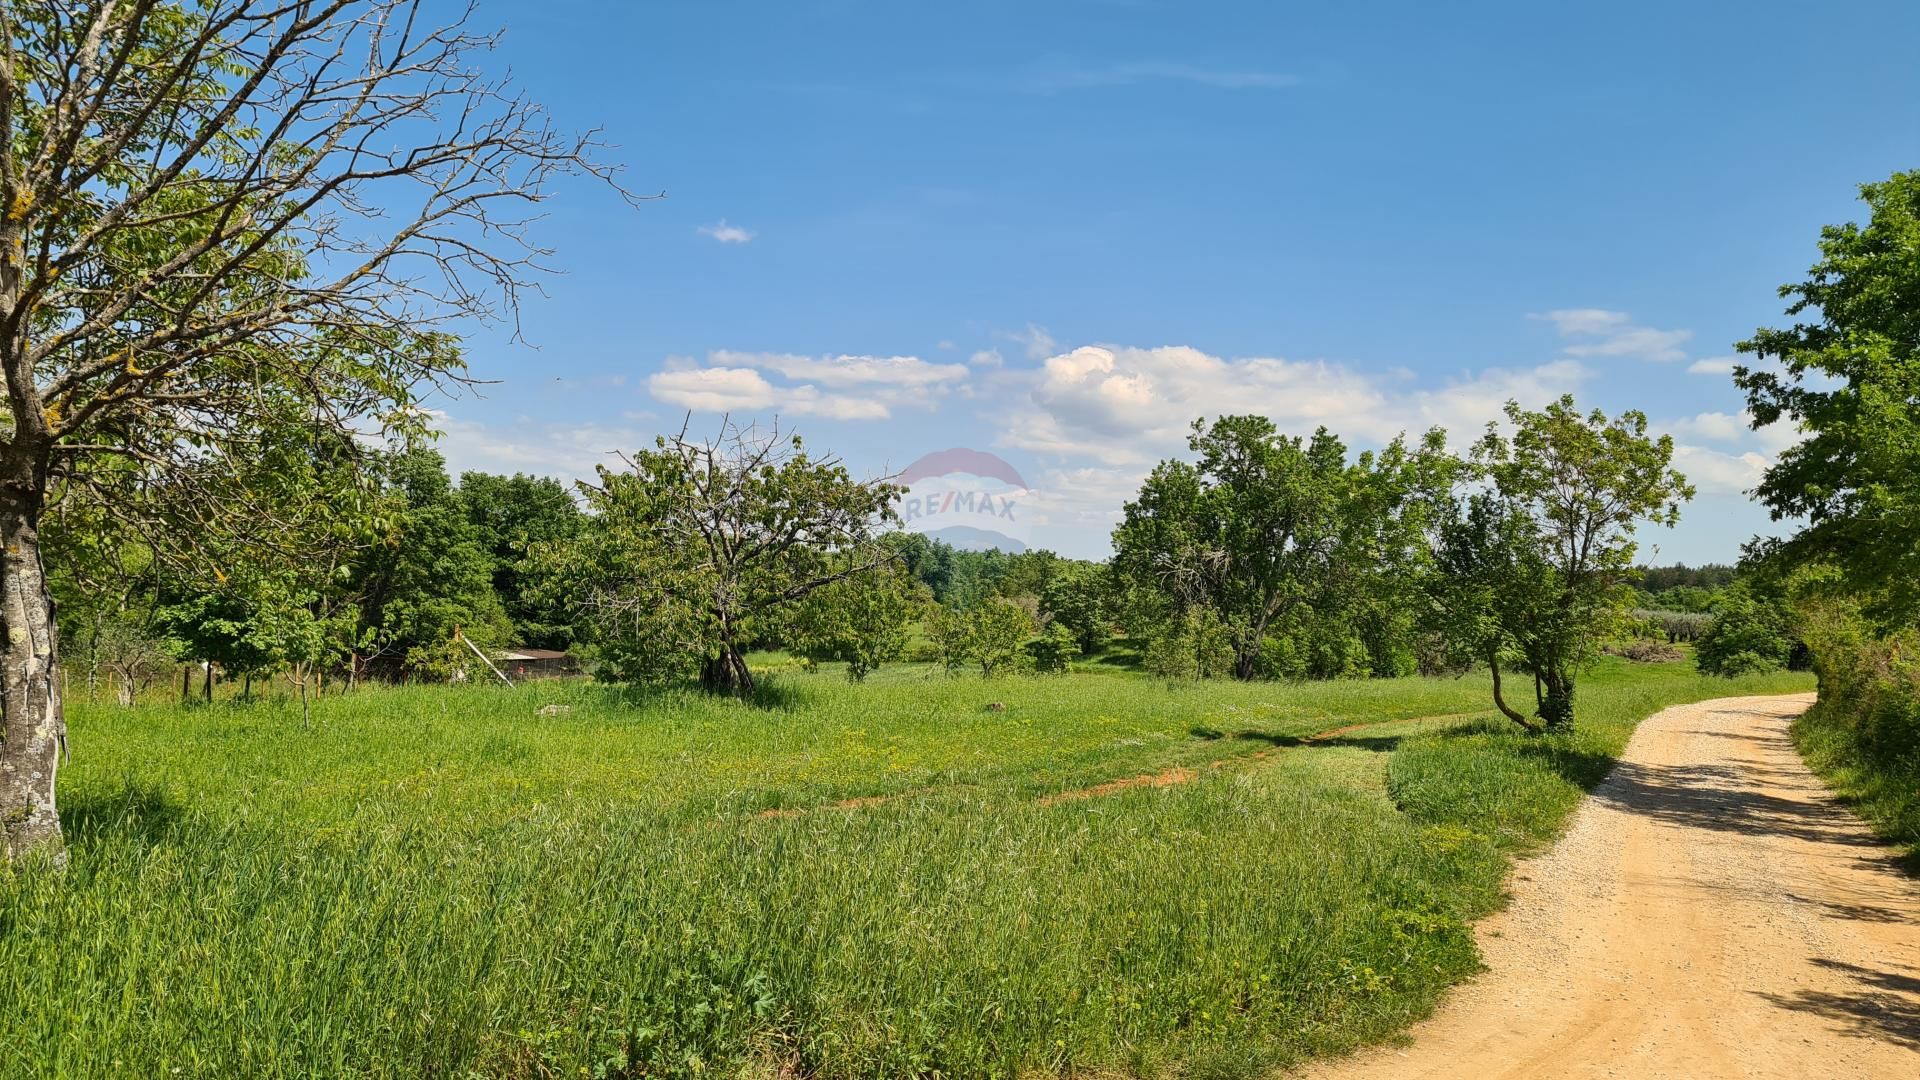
left=920, top=524, right=1027, bottom=554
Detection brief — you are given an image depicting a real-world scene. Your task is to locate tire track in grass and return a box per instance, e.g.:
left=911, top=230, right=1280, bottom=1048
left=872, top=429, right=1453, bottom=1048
left=748, top=711, right=1491, bottom=819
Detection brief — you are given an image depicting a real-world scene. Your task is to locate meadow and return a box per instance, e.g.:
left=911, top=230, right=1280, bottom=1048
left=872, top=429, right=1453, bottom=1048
left=3, top=657, right=1810, bottom=1078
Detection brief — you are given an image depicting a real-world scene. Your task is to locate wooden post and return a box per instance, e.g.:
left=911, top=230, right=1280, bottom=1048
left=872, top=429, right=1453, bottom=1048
left=456, top=628, right=513, bottom=687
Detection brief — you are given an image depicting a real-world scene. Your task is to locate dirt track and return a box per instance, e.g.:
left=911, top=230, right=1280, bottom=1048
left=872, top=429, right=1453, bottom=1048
left=1303, top=693, right=1920, bottom=1079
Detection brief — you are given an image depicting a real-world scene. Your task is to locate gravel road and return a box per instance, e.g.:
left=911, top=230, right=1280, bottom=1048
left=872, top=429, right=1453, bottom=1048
left=1302, top=693, right=1920, bottom=1079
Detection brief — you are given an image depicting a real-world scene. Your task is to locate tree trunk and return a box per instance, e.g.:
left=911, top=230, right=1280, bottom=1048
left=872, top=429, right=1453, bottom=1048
left=182, top=665, right=192, bottom=701
left=203, top=663, right=213, bottom=702
left=1540, top=667, right=1575, bottom=732
left=0, top=495, right=66, bottom=859
left=1488, top=654, right=1541, bottom=733
left=700, top=648, right=755, bottom=694
left=1233, top=648, right=1258, bottom=681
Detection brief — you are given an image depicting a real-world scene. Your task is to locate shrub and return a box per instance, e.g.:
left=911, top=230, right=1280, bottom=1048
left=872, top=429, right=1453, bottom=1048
left=1027, top=622, right=1080, bottom=674
left=966, top=598, right=1034, bottom=678
left=1792, top=597, right=1920, bottom=858
left=1141, top=607, right=1234, bottom=681
left=1695, top=587, right=1796, bottom=676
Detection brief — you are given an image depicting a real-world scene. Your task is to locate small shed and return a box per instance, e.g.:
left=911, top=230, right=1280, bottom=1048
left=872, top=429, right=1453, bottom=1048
left=497, top=648, right=579, bottom=680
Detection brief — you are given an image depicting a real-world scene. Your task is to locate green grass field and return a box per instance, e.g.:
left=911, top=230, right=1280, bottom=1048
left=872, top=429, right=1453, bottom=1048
left=3, top=658, right=1811, bottom=1078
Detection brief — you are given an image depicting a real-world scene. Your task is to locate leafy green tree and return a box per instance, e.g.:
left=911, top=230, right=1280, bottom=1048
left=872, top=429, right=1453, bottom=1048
left=1695, top=585, right=1797, bottom=677
left=457, top=472, right=584, bottom=649
left=965, top=598, right=1034, bottom=677
left=996, top=550, right=1063, bottom=603
left=789, top=559, right=927, bottom=681
left=1433, top=397, right=1691, bottom=731
left=1139, top=604, right=1235, bottom=681
left=149, top=425, right=386, bottom=705
left=1041, top=562, right=1112, bottom=653
left=924, top=603, right=974, bottom=674
left=350, top=450, right=511, bottom=682
left=0, top=1, right=618, bottom=857
left=1736, top=171, right=1920, bottom=625
left=1027, top=622, right=1081, bottom=674
left=1114, top=417, right=1450, bottom=680
left=549, top=421, right=900, bottom=693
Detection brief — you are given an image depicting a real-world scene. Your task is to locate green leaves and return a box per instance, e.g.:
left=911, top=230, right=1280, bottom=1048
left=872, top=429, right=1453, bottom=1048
left=788, top=560, right=926, bottom=681
left=1435, top=396, right=1692, bottom=730
left=545, top=422, right=902, bottom=692
left=1737, top=170, right=1920, bottom=625
left=1114, top=416, right=1452, bottom=681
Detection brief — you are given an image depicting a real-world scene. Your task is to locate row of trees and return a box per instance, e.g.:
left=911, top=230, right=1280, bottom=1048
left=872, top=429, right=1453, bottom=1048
left=56, top=449, right=583, bottom=710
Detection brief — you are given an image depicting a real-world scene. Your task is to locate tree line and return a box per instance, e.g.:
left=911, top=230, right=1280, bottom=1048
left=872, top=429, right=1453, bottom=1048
left=56, top=447, right=584, bottom=708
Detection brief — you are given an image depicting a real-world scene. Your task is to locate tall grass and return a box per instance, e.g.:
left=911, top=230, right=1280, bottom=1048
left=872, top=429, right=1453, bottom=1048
left=2, top=659, right=1810, bottom=1077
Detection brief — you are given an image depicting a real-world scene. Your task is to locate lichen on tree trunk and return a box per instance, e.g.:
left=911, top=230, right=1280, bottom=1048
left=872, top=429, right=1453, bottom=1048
left=0, top=496, right=65, bottom=859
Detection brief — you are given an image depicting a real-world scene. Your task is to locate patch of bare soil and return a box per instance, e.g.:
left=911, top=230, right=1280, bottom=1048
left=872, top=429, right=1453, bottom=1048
left=1037, top=766, right=1198, bottom=806
left=1300, top=693, right=1920, bottom=1079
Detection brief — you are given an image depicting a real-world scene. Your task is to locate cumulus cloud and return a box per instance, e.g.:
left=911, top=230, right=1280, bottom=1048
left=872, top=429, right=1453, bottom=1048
left=1533, top=308, right=1692, bottom=362
left=646, top=349, right=973, bottom=421
left=1688, top=357, right=1738, bottom=376
left=998, top=342, right=1591, bottom=465
left=1666, top=410, right=1747, bottom=442
left=710, top=350, right=968, bottom=388
left=998, top=345, right=1386, bottom=463
left=697, top=220, right=755, bottom=244
left=1671, top=444, right=1769, bottom=496
left=648, top=366, right=891, bottom=420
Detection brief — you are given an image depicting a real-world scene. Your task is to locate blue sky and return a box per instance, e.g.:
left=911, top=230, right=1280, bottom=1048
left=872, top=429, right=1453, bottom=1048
left=433, top=0, right=1920, bottom=563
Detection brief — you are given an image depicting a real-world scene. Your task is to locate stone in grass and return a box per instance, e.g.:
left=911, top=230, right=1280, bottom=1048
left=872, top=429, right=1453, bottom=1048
left=535, top=704, right=573, bottom=718
left=985, top=702, right=1007, bottom=712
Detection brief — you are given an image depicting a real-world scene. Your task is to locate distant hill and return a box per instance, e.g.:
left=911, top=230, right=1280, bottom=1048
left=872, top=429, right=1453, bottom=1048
left=920, top=524, right=1027, bottom=554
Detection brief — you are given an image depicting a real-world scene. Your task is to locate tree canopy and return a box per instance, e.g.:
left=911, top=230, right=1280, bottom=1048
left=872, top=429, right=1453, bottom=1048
left=1737, top=170, right=1920, bottom=626
left=1112, top=416, right=1452, bottom=681
left=546, top=420, right=901, bottom=693
left=1430, top=397, right=1691, bottom=730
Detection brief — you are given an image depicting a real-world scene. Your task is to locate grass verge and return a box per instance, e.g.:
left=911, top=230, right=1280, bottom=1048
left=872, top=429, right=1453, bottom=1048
left=3, top=659, right=1810, bottom=1078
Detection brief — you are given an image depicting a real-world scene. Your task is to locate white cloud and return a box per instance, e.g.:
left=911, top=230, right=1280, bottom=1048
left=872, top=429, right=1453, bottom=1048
left=429, top=411, right=651, bottom=484
left=1661, top=409, right=1801, bottom=454
left=1671, top=444, right=1769, bottom=496
left=1402, top=360, right=1592, bottom=441
left=709, top=350, right=968, bottom=389
left=1536, top=308, right=1631, bottom=336
left=1666, top=410, right=1747, bottom=442
left=1004, top=342, right=1596, bottom=466
left=697, top=220, right=755, bottom=244
left=1688, top=357, right=1738, bottom=376
left=1005, top=324, right=1058, bottom=360
left=646, top=349, right=975, bottom=421
left=647, top=366, right=891, bottom=420
left=968, top=349, right=1005, bottom=369
left=1532, top=308, right=1691, bottom=362
left=1000, top=343, right=1445, bottom=465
